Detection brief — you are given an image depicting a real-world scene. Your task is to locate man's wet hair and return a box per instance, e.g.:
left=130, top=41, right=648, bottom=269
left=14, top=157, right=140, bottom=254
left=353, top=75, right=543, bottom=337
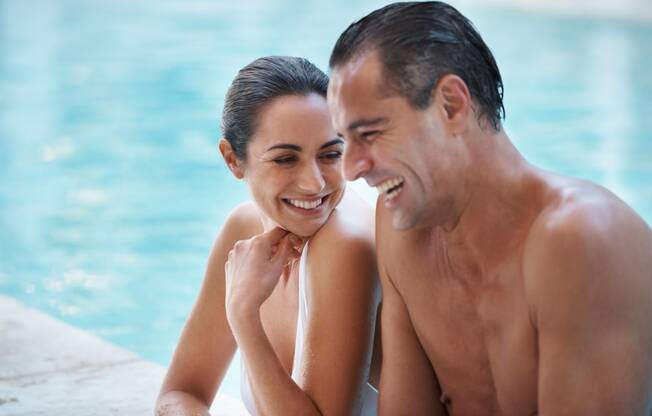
left=222, top=56, right=329, bottom=160
left=329, top=1, right=505, bottom=131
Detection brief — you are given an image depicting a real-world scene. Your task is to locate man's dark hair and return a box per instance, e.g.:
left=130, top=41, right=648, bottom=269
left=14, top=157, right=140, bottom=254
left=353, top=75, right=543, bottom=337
left=222, top=56, right=329, bottom=160
left=329, top=1, right=505, bottom=131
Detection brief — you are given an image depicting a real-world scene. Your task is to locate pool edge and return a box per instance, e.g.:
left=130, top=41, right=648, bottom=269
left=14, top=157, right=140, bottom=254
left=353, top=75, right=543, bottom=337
left=0, top=294, right=247, bottom=415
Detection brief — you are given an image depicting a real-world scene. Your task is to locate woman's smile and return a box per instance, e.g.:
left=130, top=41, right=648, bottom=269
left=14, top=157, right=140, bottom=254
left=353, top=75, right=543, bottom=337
left=281, top=193, right=331, bottom=216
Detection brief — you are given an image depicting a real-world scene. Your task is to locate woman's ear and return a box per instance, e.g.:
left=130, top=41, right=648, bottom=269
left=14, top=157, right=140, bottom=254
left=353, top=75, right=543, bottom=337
left=219, top=138, right=245, bottom=179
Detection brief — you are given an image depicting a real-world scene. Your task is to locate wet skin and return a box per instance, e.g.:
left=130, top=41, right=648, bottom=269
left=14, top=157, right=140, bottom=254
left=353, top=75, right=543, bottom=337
left=329, top=51, right=652, bottom=415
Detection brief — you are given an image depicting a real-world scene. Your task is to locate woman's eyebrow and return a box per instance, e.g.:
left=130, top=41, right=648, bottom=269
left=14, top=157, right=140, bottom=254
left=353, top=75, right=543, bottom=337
left=266, top=143, right=301, bottom=152
left=320, top=138, right=344, bottom=149
left=265, top=138, right=343, bottom=153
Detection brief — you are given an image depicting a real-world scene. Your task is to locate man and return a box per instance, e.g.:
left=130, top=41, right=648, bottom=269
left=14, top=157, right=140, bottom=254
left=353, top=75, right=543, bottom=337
left=327, top=2, right=652, bottom=415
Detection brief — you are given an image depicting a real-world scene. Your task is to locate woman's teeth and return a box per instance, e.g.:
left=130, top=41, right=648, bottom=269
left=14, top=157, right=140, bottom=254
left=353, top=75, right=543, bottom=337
left=376, top=177, right=404, bottom=198
left=286, top=198, right=323, bottom=210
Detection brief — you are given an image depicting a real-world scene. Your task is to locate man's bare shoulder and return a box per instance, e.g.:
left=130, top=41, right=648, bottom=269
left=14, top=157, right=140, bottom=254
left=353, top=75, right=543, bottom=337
left=524, top=178, right=652, bottom=262
left=523, top=177, right=652, bottom=312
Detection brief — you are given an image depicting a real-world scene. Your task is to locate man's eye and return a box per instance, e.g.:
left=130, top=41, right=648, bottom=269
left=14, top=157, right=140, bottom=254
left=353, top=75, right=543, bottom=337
left=360, top=131, right=379, bottom=141
left=273, top=156, right=297, bottom=165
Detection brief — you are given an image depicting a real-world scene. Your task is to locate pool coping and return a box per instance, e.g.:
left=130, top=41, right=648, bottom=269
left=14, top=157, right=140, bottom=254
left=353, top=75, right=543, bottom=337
left=0, top=294, right=247, bottom=415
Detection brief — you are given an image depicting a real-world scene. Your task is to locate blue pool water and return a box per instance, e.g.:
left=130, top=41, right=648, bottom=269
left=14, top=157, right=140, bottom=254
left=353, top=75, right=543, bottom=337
left=1, top=0, right=650, bottom=402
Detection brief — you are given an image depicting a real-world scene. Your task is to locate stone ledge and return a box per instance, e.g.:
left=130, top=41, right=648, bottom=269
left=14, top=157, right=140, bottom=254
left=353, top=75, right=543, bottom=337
left=0, top=295, right=247, bottom=415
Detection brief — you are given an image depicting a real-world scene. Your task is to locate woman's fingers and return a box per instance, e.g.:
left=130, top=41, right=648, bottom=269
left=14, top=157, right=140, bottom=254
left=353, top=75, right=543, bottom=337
left=229, top=228, right=302, bottom=273
left=258, top=227, right=304, bottom=258
left=258, top=227, right=289, bottom=247
left=272, top=234, right=297, bottom=266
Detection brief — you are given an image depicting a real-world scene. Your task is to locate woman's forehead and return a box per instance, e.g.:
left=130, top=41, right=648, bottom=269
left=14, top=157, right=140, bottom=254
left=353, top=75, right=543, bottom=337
left=249, top=95, right=336, bottom=151
left=249, top=132, right=342, bottom=156
left=258, top=94, right=330, bottom=125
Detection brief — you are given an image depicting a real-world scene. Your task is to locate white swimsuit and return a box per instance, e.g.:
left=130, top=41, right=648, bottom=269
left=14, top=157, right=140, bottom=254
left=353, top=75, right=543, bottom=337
left=240, top=240, right=379, bottom=415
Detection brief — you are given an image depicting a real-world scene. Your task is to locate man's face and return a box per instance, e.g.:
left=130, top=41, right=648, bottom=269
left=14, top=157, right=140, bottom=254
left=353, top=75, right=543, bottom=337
left=328, top=52, right=464, bottom=231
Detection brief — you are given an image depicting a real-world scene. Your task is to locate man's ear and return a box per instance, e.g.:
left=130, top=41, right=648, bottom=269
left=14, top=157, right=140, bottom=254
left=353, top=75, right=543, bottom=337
left=219, top=138, right=245, bottom=179
left=432, top=74, right=471, bottom=131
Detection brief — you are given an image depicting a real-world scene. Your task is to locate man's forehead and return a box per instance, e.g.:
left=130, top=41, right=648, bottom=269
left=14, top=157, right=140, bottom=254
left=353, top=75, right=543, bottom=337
left=331, top=57, right=392, bottom=133
left=329, top=51, right=385, bottom=97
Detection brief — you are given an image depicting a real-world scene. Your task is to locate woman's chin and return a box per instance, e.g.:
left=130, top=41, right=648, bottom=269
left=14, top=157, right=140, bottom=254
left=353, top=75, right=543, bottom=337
left=277, top=221, right=322, bottom=239
left=284, top=226, right=317, bottom=239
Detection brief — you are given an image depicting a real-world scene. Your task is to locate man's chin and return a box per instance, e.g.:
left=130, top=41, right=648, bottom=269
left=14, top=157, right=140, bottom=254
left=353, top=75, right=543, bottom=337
left=391, top=210, right=417, bottom=231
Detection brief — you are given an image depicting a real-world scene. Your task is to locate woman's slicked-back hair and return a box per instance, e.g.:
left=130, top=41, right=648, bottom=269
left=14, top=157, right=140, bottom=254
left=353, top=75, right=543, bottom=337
left=329, top=1, right=505, bottom=131
left=221, top=56, right=329, bottom=160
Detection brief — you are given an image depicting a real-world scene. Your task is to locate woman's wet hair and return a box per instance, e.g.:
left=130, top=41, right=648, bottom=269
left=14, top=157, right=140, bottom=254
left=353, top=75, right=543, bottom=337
left=221, top=56, right=329, bottom=160
left=329, top=1, right=505, bottom=131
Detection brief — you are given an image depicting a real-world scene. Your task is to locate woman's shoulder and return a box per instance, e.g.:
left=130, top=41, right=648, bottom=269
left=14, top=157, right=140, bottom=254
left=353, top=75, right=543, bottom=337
left=221, top=201, right=263, bottom=242
left=304, top=188, right=378, bottom=306
left=310, top=188, right=376, bottom=268
left=317, top=187, right=374, bottom=240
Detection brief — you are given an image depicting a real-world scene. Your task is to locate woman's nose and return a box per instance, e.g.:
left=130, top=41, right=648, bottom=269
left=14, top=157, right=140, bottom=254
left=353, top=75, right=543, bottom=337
left=297, top=161, right=326, bottom=193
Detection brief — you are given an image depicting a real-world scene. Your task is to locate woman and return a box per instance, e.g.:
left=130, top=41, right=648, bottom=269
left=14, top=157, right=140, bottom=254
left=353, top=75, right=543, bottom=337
left=156, top=56, right=379, bottom=415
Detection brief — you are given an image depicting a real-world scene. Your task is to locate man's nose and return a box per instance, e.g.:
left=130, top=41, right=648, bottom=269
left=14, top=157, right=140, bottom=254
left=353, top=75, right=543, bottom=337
left=297, top=161, right=326, bottom=193
left=342, top=142, right=372, bottom=182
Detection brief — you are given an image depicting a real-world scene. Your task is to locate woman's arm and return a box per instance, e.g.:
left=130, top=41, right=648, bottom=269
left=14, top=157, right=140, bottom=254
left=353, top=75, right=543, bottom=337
left=156, top=390, right=211, bottom=416
left=225, top=227, right=320, bottom=415
left=229, top=310, right=322, bottom=415
left=295, top=230, right=379, bottom=415
left=227, top=221, right=378, bottom=415
left=155, top=205, right=256, bottom=415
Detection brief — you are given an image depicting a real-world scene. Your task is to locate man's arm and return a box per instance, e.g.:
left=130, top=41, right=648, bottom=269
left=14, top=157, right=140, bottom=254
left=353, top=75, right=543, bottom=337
left=524, top=200, right=652, bottom=415
left=377, top=261, right=447, bottom=415
left=374, top=198, right=447, bottom=415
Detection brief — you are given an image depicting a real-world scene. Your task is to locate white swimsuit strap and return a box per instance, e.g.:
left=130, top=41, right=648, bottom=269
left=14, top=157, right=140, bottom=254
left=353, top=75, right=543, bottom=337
left=291, top=239, right=310, bottom=380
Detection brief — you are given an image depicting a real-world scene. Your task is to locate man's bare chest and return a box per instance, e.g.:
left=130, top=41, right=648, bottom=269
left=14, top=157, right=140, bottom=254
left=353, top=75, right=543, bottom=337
left=392, top=257, right=539, bottom=415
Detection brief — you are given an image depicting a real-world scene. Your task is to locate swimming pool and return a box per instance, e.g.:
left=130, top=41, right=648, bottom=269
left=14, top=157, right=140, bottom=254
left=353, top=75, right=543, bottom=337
left=1, top=0, right=650, bottom=402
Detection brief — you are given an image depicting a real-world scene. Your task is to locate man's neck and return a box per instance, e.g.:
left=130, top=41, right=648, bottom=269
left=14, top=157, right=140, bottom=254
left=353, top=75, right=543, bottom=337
left=434, top=129, right=544, bottom=272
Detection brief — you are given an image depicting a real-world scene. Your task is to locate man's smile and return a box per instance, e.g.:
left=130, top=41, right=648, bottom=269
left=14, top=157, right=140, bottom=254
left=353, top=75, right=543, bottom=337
left=375, top=176, right=405, bottom=201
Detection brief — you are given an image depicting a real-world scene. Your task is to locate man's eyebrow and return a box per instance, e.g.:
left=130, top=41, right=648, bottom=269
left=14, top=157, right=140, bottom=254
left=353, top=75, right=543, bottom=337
left=347, top=117, right=388, bottom=131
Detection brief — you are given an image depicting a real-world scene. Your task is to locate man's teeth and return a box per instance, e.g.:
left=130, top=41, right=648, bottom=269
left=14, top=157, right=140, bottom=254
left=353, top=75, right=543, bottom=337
left=386, top=184, right=403, bottom=200
left=376, top=177, right=404, bottom=195
left=287, top=198, right=322, bottom=210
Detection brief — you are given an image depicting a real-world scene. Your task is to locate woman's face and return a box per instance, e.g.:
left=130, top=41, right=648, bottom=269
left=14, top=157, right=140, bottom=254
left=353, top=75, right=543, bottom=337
left=239, top=93, right=345, bottom=237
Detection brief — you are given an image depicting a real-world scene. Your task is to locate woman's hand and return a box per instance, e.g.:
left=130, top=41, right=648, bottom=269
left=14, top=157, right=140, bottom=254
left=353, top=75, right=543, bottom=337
left=224, top=227, right=302, bottom=330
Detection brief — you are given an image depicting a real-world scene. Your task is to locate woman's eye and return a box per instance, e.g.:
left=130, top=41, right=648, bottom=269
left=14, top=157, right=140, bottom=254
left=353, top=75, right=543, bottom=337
left=320, top=151, right=342, bottom=160
left=273, top=156, right=297, bottom=165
